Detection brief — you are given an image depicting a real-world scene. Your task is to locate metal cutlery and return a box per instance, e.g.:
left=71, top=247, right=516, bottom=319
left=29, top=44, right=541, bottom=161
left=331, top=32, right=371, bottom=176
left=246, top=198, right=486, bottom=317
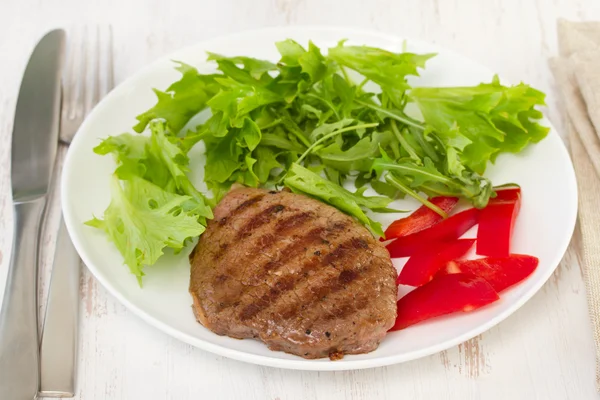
left=39, top=26, right=115, bottom=398
left=0, top=30, right=66, bottom=400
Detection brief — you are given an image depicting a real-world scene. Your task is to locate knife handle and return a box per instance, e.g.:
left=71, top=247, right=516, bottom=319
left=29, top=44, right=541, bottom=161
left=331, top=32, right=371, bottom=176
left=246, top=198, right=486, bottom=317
left=0, top=200, right=45, bottom=400
left=39, top=218, right=80, bottom=398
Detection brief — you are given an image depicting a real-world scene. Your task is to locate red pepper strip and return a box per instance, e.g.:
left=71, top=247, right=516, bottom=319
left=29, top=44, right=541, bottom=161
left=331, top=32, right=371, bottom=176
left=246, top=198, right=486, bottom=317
left=476, top=189, right=521, bottom=257
left=382, top=196, right=459, bottom=241
left=386, top=208, right=479, bottom=258
left=491, top=187, right=521, bottom=204
left=441, top=255, right=539, bottom=292
left=390, top=273, right=499, bottom=331
left=397, top=239, right=476, bottom=286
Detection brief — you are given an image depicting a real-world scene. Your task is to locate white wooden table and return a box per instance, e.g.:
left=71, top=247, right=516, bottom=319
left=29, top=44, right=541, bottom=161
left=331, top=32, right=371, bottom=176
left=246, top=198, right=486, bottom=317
left=1, top=0, right=599, bottom=398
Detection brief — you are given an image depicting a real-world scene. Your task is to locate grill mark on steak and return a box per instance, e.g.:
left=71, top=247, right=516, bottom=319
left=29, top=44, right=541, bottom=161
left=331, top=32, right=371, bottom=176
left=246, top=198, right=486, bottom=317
left=216, top=216, right=338, bottom=314
left=261, top=228, right=324, bottom=273
left=273, top=211, right=315, bottom=232
left=216, top=210, right=317, bottom=266
left=324, top=292, right=370, bottom=321
left=338, top=269, right=359, bottom=285
left=218, top=193, right=265, bottom=226
left=214, top=210, right=315, bottom=263
left=249, top=212, right=324, bottom=267
left=261, top=222, right=349, bottom=274
left=277, top=249, right=377, bottom=322
left=239, top=236, right=368, bottom=321
left=212, top=243, right=229, bottom=261
left=276, top=274, right=340, bottom=320
left=322, top=237, right=370, bottom=267
left=239, top=275, right=296, bottom=321
left=278, top=268, right=368, bottom=322
left=232, top=222, right=352, bottom=319
left=235, top=204, right=285, bottom=240
left=254, top=233, right=277, bottom=253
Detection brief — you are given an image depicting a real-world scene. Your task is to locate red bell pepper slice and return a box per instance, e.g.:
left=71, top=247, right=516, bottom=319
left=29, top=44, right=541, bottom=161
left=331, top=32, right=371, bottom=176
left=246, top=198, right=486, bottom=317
left=490, top=187, right=521, bottom=204
left=383, top=196, right=458, bottom=241
left=390, top=273, right=499, bottom=331
left=397, top=239, right=476, bottom=286
left=441, top=254, right=539, bottom=292
left=476, top=188, right=521, bottom=257
left=386, top=208, right=479, bottom=258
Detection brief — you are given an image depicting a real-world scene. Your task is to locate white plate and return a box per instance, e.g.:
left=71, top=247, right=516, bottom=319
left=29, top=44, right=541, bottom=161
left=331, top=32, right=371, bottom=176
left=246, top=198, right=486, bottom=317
left=62, top=27, right=578, bottom=371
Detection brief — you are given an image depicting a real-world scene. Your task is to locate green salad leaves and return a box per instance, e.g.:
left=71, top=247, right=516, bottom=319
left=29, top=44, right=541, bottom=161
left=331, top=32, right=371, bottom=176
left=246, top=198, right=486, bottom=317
left=90, top=39, right=548, bottom=283
left=88, top=121, right=212, bottom=284
left=410, top=76, right=549, bottom=174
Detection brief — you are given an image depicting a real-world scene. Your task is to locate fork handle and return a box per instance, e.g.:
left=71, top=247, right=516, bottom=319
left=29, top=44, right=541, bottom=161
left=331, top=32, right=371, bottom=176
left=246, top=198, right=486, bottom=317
left=0, top=199, right=46, bottom=400
left=39, top=217, right=80, bottom=398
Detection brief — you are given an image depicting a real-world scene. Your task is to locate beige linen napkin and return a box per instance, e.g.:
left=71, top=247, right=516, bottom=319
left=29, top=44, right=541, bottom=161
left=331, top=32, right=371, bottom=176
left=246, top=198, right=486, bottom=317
left=551, top=19, right=600, bottom=390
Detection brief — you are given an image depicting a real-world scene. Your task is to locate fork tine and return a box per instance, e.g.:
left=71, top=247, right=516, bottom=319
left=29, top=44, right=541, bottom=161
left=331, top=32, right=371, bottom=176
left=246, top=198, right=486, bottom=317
left=72, top=26, right=87, bottom=120
left=60, top=29, right=77, bottom=125
left=89, top=25, right=101, bottom=110
left=59, top=26, right=88, bottom=144
left=61, top=25, right=114, bottom=144
left=106, top=25, right=115, bottom=93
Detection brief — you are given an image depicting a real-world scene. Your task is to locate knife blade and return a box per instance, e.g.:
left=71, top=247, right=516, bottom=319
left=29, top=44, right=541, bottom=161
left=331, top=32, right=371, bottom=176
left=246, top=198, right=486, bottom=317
left=0, top=29, right=65, bottom=399
left=39, top=219, right=80, bottom=398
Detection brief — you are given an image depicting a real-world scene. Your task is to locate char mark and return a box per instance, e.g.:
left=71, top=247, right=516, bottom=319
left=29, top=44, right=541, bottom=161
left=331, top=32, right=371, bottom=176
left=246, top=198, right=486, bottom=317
left=239, top=275, right=295, bottom=321
left=274, top=211, right=315, bottom=233
left=324, top=292, right=370, bottom=321
left=239, top=232, right=366, bottom=321
left=218, top=194, right=266, bottom=226
left=272, top=237, right=372, bottom=321
left=235, top=204, right=285, bottom=239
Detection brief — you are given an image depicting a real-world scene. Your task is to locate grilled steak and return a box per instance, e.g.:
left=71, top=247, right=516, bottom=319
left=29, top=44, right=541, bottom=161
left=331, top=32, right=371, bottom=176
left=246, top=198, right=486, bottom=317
left=189, top=187, right=397, bottom=359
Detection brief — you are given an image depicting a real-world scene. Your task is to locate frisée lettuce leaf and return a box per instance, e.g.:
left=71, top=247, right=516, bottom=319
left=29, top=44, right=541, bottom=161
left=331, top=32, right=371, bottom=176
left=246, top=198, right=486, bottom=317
left=86, top=176, right=205, bottom=285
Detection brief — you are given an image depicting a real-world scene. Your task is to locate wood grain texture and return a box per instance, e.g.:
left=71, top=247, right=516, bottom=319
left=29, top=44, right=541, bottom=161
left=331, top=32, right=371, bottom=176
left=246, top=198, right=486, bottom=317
left=0, top=0, right=598, bottom=398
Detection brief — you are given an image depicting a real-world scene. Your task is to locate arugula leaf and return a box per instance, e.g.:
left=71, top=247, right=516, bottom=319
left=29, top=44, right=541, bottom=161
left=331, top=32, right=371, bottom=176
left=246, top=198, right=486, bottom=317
left=410, top=76, right=549, bottom=173
left=206, top=82, right=282, bottom=132
left=260, top=132, right=306, bottom=152
left=328, top=41, right=434, bottom=108
left=86, top=175, right=205, bottom=285
left=374, top=158, right=492, bottom=208
left=370, top=179, right=401, bottom=198
left=276, top=39, right=306, bottom=66
left=237, top=86, right=282, bottom=116
left=299, top=41, right=328, bottom=83
left=204, top=130, right=243, bottom=184
left=309, top=118, right=355, bottom=141
left=254, top=146, right=282, bottom=183
left=276, top=39, right=329, bottom=83
left=284, top=163, right=391, bottom=236
left=242, top=154, right=259, bottom=187
left=332, top=73, right=356, bottom=118
left=206, top=52, right=276, bottom=80
left=240, top=117, right=262, bottom=151
left=317, top=131, right=394, bottom=173
left=134, top=62, right=219, bottom=133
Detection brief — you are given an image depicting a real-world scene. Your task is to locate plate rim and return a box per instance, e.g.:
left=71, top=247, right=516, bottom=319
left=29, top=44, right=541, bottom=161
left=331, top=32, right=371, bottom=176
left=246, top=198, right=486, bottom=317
left=61, top=25, right=579, bottom=371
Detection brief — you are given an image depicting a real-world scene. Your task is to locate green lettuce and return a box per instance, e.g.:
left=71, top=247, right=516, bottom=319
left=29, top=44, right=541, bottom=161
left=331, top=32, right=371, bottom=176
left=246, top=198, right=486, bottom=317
left=91, top=39, right=550, bottom=283
left=409, top=76, right=549, bottom=174
left=86, top=176, right=205, bottom=285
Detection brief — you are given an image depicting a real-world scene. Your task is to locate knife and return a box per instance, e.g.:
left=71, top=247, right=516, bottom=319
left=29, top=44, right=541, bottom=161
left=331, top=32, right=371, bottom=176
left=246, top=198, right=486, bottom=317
left=0, top=30, right=65, bottom=399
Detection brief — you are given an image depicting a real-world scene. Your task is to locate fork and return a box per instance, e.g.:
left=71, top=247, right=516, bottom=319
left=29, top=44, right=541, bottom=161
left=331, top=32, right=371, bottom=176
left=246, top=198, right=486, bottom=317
left=38, top=26, right=114, bottom=398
